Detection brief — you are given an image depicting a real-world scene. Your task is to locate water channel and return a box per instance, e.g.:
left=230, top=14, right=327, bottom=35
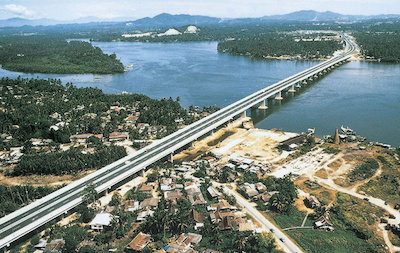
left=0, top=41, right=399, bottom=146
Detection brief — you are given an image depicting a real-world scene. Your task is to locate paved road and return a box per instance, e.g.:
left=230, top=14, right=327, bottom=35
left=0, top=32, right=356, bottom=249
left=214, top=182, right=303, bottom=253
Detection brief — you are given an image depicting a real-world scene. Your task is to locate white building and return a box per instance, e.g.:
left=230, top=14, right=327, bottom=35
left=90, top=211, right=115, bottom=231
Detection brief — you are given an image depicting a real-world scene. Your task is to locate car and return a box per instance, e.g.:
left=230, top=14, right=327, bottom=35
left=363, top=197, right=369, bottom=201
left=389, top=214, right=396, bottom=219
left=384, top=201, right=388, bottom=205
left=279, top=238, right=285, bottom=242
left=269, top=228, right=275, bottom=233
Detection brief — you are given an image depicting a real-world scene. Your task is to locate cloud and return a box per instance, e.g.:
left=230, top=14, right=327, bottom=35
left=0, top=4, right=36, bottom=17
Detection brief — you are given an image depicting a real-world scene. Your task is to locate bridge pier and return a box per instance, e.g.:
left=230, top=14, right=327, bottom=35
left=275, top=91, right=283, bottom=100
left=241, top=110, right=247, bottom=118
left=288, top=84, right=296, bottom=93
left=258, top=100, right=268, bottom=109
left=303, top=80, right=307, bottom=85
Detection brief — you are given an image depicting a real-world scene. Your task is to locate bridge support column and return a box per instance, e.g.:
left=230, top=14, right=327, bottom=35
left=275, top=91, right=283, bottom=100
left=288, top=85, right=296, bottom=93
left=241, top=110, right=247, bottom=118
left=258, top=100, right=268, bottom=109
left=303, top=80, right=307, bottom=85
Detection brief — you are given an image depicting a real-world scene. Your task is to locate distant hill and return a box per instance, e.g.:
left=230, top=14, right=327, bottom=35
left=1, top=10, right=400, bottom=28
left=0, top=17, right=60, bottom=27
left=262, top=10, right=400, bottom=21
left=128, top=13, right=221, bottom=28
left=264, top=10, right=346, bottom=21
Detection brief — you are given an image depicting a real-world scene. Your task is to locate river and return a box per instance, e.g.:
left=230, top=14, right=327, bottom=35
left=0, top=41, right=399, bottom=146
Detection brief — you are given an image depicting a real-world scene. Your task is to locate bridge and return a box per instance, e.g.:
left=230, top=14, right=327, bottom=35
left=0, top=32, right=356, bottom=250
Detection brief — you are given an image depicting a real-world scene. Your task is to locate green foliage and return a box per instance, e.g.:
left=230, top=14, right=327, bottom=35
left=360, top=153, right=400, bottom=204
left=12, top=145, right=126, bottom=176
left=218, top=33, right=342, bottom=60
left=265, top=174, right=298, bottom=213
left=287, top=228, right=385, bottom=253
left=348, top=159, right=379, bottom=182
left=355, top=32, right=400, bottom=63
left=109, top=192, right=122, bottom=206
left=124, top=188, right=150, bottom=201
left=331, top=193, right=385, bottom=241
left=0, top=36, right=124, bottom=74
left=146, top=170, right=159, bottom=182
left=323, top=146, right=341, bottom=154
left=0, top=185, right=61, bottom=218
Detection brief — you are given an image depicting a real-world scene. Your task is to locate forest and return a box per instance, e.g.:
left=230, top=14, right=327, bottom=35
left=354, top=32, right=400, bottom=62
left=11, top=145, right=127, bottom=176
left=0, top=36, right=124, bottom=74
left=217, top=33, right=342, bottom=60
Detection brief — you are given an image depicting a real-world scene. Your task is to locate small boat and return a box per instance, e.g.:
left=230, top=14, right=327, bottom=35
left=340, top=125, right=354, bottom=134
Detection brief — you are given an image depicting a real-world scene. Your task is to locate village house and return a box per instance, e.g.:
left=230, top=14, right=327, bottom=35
left=125, top=115, right=139, bottom=124
left=90, top=211, right=116, bottom=231
left=207, top=186, right=223, bottom=200
left=240, top=184, right=259, bottom=199
left=137, top=209, right=155, bottom=222
left=255, top=182, right=267, bottom=192
left=306, top=195, right=321, bottom=209
left=314, top=216, right=334, bottom=231
left=190, top=209, right=206, bottom=230
left=69, top=133, right=94, bottom=144
left=165, top=233, right=202, bottom=253
left=236, top=218, right=255, bottom=232
left=126, top=232, right=152, bottom=252
left=34, top=239, right=47, bottom=250
left=138, top=183, right=154, bottom=194
left=109, top=131, right=129, bottom=142
left=185, top=183, right=206, bottom=206
left=140, top=197, right=159, bottom=210
left=29, top=138, right=53, bottom=146
left=160, top=177, right=173, bottom=191
left=43, top=239, right=65, bottom=253
left=164, top=189, right=185, bottom=205
left=122, top=200, right=140, bottom=212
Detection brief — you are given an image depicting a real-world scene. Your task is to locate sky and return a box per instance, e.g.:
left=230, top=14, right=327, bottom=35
left=0, top=0, right=399, bottom=21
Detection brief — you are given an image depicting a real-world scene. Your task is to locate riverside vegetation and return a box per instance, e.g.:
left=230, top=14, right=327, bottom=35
left=0, top=36, right=124, bottom=74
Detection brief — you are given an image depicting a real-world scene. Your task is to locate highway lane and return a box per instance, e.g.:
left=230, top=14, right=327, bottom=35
left=0, top=33, right=355, bottom=248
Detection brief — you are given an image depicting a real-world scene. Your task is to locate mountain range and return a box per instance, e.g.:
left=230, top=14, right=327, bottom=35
left=1, top=10, right=399, bottom=28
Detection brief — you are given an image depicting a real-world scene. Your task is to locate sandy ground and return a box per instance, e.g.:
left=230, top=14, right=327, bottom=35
left=174, top=117, right=298, bottom=163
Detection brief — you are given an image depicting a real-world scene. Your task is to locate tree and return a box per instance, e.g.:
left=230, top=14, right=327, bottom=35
left=109, top=192, right=121, bottom=206
left=81, top=183, right=99, bottom=210
left=245, top=232, right=277, bottom=253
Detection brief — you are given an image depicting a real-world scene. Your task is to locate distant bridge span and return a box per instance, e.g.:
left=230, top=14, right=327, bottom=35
left=0, top=32, right=356, bottom=251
